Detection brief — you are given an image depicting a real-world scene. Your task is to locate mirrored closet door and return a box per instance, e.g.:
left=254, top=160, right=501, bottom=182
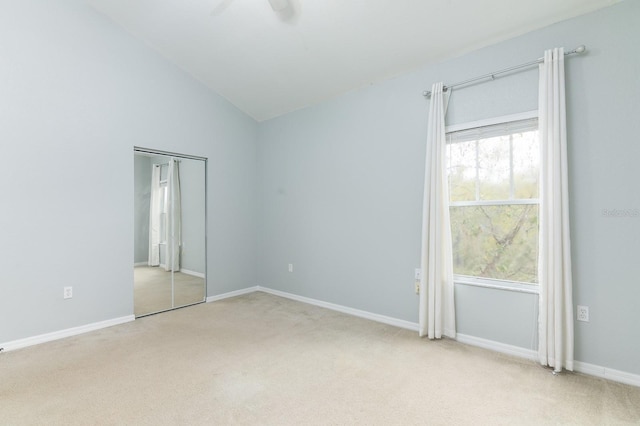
left=133, top=148, right=206, bottom=317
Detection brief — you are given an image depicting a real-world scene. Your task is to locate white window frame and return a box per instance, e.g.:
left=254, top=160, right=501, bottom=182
left=446, top=111, right=540, bottom=294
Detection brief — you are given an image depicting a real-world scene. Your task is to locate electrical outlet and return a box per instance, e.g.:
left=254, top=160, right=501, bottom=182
left=577, top=305, right=589, bottom=322
left=414, top=268, right=421, bottom=294
left=63, top=286, right=73, bottom=299
left=288, top=263, right=293, bottom=273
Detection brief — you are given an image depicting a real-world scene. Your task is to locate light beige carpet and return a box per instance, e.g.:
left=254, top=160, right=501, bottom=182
left=2, top=292, right=639, bottom=425
left=134, top=266, right=205, bottom=316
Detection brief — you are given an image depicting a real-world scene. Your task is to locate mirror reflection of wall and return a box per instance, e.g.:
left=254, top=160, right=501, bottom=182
left=133, top=149, right=206, bottom=317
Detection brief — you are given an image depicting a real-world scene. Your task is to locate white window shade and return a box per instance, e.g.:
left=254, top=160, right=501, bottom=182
left=447, top=118, right=538, bottom=145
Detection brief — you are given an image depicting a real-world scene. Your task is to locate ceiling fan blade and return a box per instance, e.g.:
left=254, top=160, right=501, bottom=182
left=211, top=0, right=234, bottom=16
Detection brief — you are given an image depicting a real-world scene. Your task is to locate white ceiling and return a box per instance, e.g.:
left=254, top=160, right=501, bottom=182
left=86, top=0, right=618, bottom=122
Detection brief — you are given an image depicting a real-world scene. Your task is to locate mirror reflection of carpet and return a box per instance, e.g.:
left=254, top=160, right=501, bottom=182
left=134, top=266, right=205, bottom=317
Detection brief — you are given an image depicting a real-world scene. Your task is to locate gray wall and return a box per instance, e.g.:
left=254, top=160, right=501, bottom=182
left=0, top=0, right=258, bottom=343
left=258, top=1, right=640, bottom=375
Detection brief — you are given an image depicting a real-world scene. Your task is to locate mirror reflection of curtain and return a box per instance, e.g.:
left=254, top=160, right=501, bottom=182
left=148, top=159, right=181, bottom=271
left=165, top=159, right=181, bottom=272
left=148, top=164, right=161, bottom=266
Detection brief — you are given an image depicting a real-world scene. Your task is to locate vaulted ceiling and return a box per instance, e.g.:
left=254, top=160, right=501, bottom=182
left=86, top=0, right=619, bottom=121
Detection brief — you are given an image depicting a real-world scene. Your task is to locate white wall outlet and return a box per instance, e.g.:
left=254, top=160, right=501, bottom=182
left=414, top=281, right=420, bottom=294
left=288, top=263, right=293, bottom=273
left=414, top=268, right=422, bottom=280
left=63, top=286, right=73, bottom=299
left=577, top=305, right=589, bottom=322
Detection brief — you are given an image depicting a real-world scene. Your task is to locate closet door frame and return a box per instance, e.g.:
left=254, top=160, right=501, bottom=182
left=134, top=146, right=207, bottom=317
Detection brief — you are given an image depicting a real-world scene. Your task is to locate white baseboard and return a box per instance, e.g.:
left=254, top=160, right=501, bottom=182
left=255, top=287, right=639, bottom=388
left=455, top=333, right=538, bottom=361
left=133, top=265, right=204, bottom=278
left=455, top=334, right=640, bottom=387
left=257, top=286, right=420, bottom=332
left=574, top=361, right=640, bottom=387
left=4, top=286, right=636, bottom=388
left=0, top=315, right=135, bottom=353
left=180, top=269, right=205, bottom=279
left=206, top=286, right=259, bottom=303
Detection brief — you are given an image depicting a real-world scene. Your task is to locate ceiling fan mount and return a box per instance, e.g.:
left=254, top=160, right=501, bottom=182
left=212, top=0, right=291, bottom=16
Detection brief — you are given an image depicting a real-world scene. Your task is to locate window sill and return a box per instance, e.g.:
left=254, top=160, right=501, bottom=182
left=453, top=276, right=539, bottom=294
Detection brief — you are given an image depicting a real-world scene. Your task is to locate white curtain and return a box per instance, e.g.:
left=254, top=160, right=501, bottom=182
left=538, top=48, right=574, bottom=372
left=148, top=164, right=161, bottom=267
left=165, top=159, right=182, bottom=272
left=419, top=82, right=456, bottom=339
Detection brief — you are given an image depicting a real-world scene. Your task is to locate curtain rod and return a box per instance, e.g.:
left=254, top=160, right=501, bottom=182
left=422, top=45, right=586, bottom=98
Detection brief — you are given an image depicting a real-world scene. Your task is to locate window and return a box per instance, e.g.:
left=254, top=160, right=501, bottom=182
left=446, top=116, right=539, bottom=286
left=159, top=165, right=169, bottom=244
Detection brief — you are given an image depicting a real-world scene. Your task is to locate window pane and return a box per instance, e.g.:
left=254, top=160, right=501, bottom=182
left=160, top=186, right=168, bottom=243
left=160, top=164, right=168, bottom=181
left=450, top=205, right=539, bottom=283
left=512, top=130, right=539, bottom=199
left=478, top=136, right=511, bottom=200
left=447, top=140, right=477, bottom=202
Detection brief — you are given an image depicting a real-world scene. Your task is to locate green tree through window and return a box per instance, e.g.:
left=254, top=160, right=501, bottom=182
left=446, top=118, right=539, bottom=284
